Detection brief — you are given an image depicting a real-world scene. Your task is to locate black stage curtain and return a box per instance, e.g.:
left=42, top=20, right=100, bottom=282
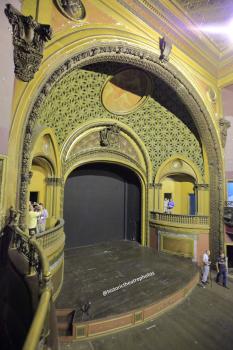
left=64, top=163, right=141, bottom=248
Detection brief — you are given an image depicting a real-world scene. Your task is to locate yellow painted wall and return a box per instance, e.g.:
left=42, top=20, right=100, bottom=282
left=161, top=178, right=194, bottom=215
left=29, top=165, right=47, bottom=205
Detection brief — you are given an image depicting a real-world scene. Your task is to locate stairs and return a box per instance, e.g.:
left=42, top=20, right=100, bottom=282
left=56, top=308, right=75, bottom=342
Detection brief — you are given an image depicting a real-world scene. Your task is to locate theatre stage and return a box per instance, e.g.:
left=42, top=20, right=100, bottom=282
left=56, top=241, right=199, bottom=341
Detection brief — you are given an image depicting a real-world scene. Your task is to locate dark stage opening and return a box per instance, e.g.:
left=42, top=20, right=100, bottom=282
left=64, top=163, right=141, bottom=248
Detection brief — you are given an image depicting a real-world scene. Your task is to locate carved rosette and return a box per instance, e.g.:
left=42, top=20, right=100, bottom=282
left=5, top=4, right=52, bottom=82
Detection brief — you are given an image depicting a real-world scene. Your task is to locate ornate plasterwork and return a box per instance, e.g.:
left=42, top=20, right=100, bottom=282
left=99, top=124, right=121, bottom=147
left=64, top=149, right=145, bottom=176
left=5, top=4, right=52, bottom=82
left=37, top=62, right=204, bottom=176
left=19, top=42, right=224, bottom=259
left=159, top=37, right=172, bottom=63
left=219, top=118, right=231, bottom=148
left=55, top=0, right=85, bottom=21
left=67, top=128, right=140, bottom=163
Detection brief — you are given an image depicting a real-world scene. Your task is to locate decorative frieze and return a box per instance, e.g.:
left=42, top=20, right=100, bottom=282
left=5, top=4, right=52, bottom=82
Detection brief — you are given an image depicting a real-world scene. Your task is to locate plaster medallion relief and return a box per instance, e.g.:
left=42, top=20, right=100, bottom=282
left=101, top=68, right=152, bottom=115
left=55, top=0, right=86, bottom=21
left=172, top=159, right=183, bottom=169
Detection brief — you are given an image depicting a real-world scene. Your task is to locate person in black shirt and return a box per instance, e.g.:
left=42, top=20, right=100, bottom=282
left=216, top=252, right=229, bottom=289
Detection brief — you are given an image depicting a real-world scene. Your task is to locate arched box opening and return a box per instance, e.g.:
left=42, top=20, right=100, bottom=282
left=64, top=162, right=141, bottom=248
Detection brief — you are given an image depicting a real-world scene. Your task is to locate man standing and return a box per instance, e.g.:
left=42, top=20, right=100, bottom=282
left=201, top=250, right=211, bottom=288
left=38, top=203, right=48, bottom=233
left=28, top=204, right=41, bottom=236
left=164, top=198, right=169, bottom=213
left=216, top=252, right=229, bottom=289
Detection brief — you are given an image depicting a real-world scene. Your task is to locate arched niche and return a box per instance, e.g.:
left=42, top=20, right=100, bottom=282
left=29, top=129, right=62, bottom=225
left=154, top=156, right=208, bottom=216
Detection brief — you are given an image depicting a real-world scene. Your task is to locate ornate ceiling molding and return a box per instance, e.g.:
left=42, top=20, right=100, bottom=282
left=117, top=0, right=233, bottom=78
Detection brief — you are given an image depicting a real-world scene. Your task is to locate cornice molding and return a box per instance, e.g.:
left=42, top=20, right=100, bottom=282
left=117, top=0, right=233, bottom=78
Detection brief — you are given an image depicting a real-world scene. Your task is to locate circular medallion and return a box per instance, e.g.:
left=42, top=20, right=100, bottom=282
left=101, top=68, right=151, bottom=115
left=55, top=0, right=85, bottom=21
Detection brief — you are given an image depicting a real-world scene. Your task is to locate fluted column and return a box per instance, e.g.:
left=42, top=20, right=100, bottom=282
left=154, top=183, right=162, bottom=212
left=195, top=184, right=209, bottom=215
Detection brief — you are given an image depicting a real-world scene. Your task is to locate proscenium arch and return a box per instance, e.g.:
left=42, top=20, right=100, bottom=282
left=64, top=158, right=147, bottom=246
left=19, top=41, right=224, bottom=259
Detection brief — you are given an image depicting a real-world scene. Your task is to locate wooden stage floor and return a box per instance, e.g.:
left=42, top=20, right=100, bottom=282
left=56, top=240, right=198, bottom=322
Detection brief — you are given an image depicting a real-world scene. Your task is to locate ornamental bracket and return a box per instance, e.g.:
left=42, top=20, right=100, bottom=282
left=219, top=118, right=231, bottom=148
left=159, top=36, right=172, bottom=63
left=5, top=3, right=52, bottom=82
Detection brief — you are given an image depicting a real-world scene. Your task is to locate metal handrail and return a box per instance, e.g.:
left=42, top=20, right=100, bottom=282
left=150, top=211, right=209, bottom=225
left=14, top=226, right=53, bottom=350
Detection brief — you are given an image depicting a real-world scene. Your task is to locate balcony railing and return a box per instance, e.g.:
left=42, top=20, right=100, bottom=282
left=36, top=218, right=65, bottom=250
left=13, top=226, right=55, bottom=350
left=150, top=212, right=209, bottom=226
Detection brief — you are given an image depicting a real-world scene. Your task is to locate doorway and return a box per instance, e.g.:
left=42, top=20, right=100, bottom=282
left=64, top=163, right=141, bottom=248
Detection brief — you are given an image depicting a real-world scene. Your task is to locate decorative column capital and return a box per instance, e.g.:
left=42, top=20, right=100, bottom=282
left=46, top=177, right=63, bottom=186
left=154, top=183, right=162, bottom=189
left=195, top=184, right=209, bottom=191
left=5, top=4, right=52, bottom=82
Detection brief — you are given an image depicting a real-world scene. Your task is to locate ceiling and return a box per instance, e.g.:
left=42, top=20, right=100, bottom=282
left=117, top=0, right=233, bottom=78
left=173, top=0, right=233, bottom=51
